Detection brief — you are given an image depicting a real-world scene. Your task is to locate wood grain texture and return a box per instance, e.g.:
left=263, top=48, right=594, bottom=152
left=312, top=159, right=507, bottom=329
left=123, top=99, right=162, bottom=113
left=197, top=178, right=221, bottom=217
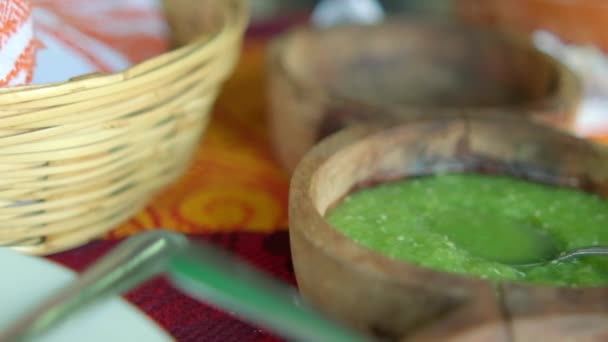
left=289, top=113, right=608, bottom=341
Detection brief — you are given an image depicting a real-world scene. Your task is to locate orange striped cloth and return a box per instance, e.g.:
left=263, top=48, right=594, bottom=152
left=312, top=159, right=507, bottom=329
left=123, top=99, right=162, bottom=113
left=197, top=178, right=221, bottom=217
left=0, top=0, right=169, bottom=86
left=30, top=0, right=169, bottom=84
left=0, top=0, right=37, bottom=86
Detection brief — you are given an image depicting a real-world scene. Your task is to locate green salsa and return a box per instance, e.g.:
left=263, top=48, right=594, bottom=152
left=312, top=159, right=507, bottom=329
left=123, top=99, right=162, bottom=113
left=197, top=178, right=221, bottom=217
left=326, top=174, right=608, bottom=287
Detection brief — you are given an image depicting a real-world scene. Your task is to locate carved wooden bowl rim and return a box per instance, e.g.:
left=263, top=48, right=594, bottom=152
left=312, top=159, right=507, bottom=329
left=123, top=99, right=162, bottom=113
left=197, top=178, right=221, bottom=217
left=270, top=16, right=582, bottom=114
left=289, top=112, right=608, bottom=295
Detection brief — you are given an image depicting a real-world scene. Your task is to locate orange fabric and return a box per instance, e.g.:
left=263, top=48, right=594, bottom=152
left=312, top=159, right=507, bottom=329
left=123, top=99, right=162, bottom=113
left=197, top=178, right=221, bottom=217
left=31, top=0, right=169, bottom=78
left=32, top=0, right=169, bottom=65
left=0, top=0, right=36, bottom=86
left=107, top=40, right=290, bottom=239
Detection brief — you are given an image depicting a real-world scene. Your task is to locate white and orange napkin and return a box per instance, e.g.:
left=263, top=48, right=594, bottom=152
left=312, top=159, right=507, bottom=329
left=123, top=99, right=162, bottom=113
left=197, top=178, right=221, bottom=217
left=31, top=0, right=170, bottom=84
left=0, top=0, right=36, bottom=86
left=0, top=0, right=170, bottom=87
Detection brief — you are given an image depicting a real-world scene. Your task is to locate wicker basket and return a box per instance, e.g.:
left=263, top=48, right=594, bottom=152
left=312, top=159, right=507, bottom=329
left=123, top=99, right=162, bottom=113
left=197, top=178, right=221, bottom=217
left=0, top=0, right=248, bottom=255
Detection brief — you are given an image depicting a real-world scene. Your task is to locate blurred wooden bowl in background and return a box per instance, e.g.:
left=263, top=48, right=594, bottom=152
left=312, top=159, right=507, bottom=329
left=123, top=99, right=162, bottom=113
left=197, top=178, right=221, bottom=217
left=267, top=18, right=581, bottom=173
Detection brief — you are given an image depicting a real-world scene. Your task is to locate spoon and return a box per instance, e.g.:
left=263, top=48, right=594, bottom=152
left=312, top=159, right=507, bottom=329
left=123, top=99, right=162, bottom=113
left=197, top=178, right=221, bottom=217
left=0, top=230, right=188, bottom=342
left=1, top=230, right=368, bottom=342
left=480, top=224, right=608, bottom=268
left=168, top=239, right=369, bottom=342
left=434, top=215, right=608, bottom=269
left=510, top=245, right=608, bottom=268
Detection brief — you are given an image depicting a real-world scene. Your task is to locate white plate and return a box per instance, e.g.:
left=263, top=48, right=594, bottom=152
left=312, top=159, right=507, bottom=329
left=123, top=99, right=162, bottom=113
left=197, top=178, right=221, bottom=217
left=0, top=248, right=174, bottom=342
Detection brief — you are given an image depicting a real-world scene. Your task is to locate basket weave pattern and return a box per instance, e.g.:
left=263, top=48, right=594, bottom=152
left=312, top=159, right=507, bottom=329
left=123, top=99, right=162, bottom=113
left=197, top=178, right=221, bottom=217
left=0, top=0, right=248, bottom=255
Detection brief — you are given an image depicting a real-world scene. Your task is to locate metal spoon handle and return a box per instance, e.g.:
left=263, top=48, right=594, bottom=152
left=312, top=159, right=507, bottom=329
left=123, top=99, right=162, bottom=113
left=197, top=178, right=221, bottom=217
left=0, top=230, right=187, bottom=342
left=168, top=242, right=370, bottom=342
left=556, top=245, right=608, bottom=263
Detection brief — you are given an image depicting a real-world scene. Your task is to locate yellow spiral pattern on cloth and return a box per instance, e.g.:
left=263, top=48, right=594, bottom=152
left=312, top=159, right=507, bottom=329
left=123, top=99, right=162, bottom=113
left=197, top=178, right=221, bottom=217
left=179, top=185, right=282, bottom=232
left=107, top=40, right=289, bottom=239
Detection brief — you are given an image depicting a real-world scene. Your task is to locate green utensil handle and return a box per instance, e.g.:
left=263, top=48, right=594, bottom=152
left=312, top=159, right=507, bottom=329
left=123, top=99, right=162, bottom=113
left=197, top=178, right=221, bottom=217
left=168, top=243, right=370, bottom=342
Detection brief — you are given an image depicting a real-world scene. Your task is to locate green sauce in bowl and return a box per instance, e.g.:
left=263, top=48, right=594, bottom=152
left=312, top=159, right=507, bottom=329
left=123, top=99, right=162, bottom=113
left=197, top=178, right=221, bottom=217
left=326, top=174, right=608, bottom=287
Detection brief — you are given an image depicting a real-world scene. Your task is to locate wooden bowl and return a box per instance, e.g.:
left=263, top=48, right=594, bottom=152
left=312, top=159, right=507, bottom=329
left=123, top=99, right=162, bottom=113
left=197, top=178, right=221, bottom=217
left=289, top=113, right=608, bottom=341
left=268, top=18, right=582, bottom=173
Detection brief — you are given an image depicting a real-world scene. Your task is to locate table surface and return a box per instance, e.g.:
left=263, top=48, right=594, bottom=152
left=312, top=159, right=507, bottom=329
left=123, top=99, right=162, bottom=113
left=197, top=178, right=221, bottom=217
left=43, top=17, right=608, bottom=342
